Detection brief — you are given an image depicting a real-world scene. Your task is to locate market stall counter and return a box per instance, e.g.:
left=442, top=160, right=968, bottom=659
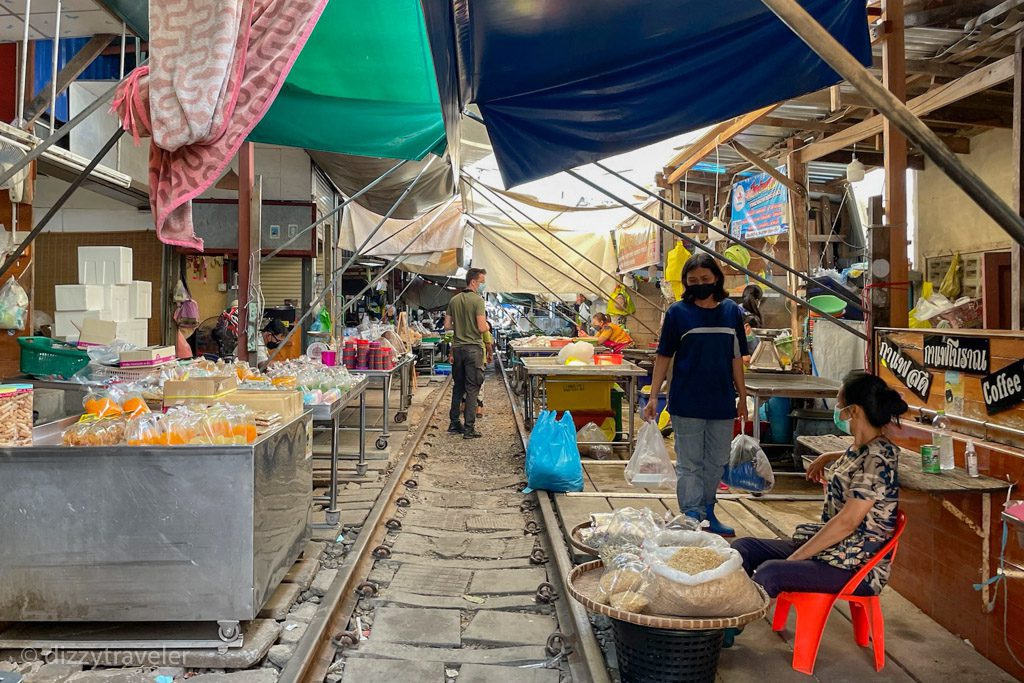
left=521, top=355, right=646, bottom=455
left=310, top=376, right=369, bottom=528
left=743, top=372, right=841, bottom=441
left=0, top=411, right=313, bottom=644
left=341, top=353, right=414, bottom=451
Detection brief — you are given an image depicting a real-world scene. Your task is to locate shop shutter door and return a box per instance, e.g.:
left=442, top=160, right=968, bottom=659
left=260, top=258, right=303, bottom=306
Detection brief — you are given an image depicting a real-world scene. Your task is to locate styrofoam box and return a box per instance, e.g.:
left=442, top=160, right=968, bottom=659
left=53, top=310, right=100, bottom=338
left=78, top=246, right=133, bottom=285
left=99, top=284, right=131, bottom=322
left=128, top=281, right=152, bottom=319
left=120, top=319, right=149, bottom=347
left=55, top=284, right=104, bottom=311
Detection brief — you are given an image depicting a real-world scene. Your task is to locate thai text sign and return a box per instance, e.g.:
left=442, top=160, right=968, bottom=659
left=729, top=170, right=789, bottom=240
left=923, top=334, right=990, bottom=374
left=879, top=335, right=933, bottom=401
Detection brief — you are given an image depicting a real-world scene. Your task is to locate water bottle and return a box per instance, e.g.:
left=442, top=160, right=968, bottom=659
left=933, top=410, right=955, bottom=471
left=965, top=440, right=979, bottom=478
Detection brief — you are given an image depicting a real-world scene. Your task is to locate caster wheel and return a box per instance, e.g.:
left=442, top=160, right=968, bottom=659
left=218, top=623, right=239, bottom=641
left=395, top=411, right=407, bottom=424
left=376, top=437, right=388, bottom=450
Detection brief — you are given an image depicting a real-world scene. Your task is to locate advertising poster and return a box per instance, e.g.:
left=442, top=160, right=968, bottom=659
left=615, top=217, right=661, bottom=274
left=729, top=169, right=790, bottom=240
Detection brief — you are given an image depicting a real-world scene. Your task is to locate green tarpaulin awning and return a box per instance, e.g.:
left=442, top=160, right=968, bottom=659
left=248, top=0, right=446, bottom=161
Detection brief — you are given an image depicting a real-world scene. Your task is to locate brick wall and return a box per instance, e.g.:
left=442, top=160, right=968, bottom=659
left=627, top=280, right=665, bottom=347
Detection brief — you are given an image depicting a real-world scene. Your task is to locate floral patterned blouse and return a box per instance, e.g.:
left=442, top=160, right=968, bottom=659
left=793, top=437, right=900, bottom=594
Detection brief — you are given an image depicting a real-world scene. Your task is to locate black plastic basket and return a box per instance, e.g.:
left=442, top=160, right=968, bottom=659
left=612, top=619, right=724, bottom=683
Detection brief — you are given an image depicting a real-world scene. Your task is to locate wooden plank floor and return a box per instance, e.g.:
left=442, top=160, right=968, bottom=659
left=552, top=464, right=1015, bottom=682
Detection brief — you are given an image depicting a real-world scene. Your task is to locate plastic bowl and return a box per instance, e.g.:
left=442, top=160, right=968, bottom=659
left=808, top=294, right=847, bottom=317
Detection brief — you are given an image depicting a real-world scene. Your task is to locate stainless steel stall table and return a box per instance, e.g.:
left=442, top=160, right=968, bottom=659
left=744, top=372, right=841, bottom=441
left=308, top=376, right=369, bottom=528
left=340, top=354, right=414, bottom=451
left=0, top=412, right=313, bottom=643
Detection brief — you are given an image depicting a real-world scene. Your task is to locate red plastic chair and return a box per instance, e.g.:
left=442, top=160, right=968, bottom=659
left=772, top=510, right=908, bottom=676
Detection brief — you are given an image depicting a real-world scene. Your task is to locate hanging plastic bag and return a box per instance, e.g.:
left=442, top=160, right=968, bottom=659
left=665, top=242, right=691, bottom=301
left=722, top=435, right=775, bottom=493
left=606, top=284, right=635, bottom=316
left=939, top=252, right=962, bottom=301
left=624, top=421, right=676, bottom=488
left=577, top=422, right=611, bottom=459
left=0, top=276, right=29, bottom=330
left=524, top=410, right=584, bottom=493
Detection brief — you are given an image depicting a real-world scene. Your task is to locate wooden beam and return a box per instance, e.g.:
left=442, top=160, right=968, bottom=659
left=883, top=0, right=909, bottom=328
left=729, top=140, right=806, bottom=196
left=816, top=149, right=926, bottom=171
left=664, top=104, right=778, bottom=184
left=796, top=55, right=1015, bottom=163
left=756, top=115, right=845, bottom=133
left=1012, top=31, right=1024, bottom=329
left=24, top=34, right=116, bottom=126
left=871, top=55, right=973, bottom=79
left=787, top=139, right=810, bottom=340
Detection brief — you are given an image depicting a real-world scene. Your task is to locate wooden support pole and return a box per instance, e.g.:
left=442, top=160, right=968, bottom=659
left=237, top=142, right=255, bottom=363
left=1013, top=32, right=1024, bottom=330
left=787, top=140, right=810, bottom=340
left=730, top=140, right=806, bottom=196
left=664, top=105, right=777, bottom=184
left=883, top=0, right=909, bottom=327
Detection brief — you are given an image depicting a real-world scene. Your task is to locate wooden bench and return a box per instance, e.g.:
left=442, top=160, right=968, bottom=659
left=797, top=433, right=1010, bottom=609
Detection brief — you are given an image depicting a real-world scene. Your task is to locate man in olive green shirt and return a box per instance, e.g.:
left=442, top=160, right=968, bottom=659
left=445, top=267, right=489, bottom=438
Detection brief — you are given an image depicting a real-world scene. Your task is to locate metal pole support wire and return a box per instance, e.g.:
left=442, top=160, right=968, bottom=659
left=0, top=59, right=148, bottom=188
left=260, top=159, right=408, bottom=262
left=265, top=163, right=439, bottom=364
left=461, top=173, right=669, bottom=314
left=1, top=128, right=126, bottom=278
left=761, top=0, right=1024, bottom=249
left=565, top=169, right=869, bottom=341
left=591, top=161, right=863, bottom=311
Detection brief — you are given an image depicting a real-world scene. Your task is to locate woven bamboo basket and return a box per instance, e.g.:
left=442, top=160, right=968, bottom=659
left=567, top=560, right=770, bottom=630
left=569, top=521, right=600, bottom=556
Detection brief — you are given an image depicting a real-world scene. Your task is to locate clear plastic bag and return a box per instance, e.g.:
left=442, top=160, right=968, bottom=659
left=589, top=507, right=661, bottom=554
left=644, top=545, right=765, bottom=618
left=643, top=529, right=730, bottom=553
left=624, top=421, right=676, bottom=488
left=723, top=435, right=775, bottom=493
left=597, top=549, right=658, bottom=613
left=577, top=422, right=610, bottom=458
left=0, top=276, right=29, bottom=330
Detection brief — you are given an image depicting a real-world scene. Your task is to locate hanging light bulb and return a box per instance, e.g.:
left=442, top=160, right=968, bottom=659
left=846, top=143, right=865, bottom=183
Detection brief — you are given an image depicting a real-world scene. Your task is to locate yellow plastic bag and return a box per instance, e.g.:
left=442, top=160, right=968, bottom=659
left=607, top=284, right=636, bottom=316
left=665, top=242, right=692, bottom=301
left=658, top=407, right=671, bottom=431
left=939, top=252, right=962, bottom=300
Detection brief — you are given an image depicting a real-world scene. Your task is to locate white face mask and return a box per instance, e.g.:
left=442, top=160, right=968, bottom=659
left=477, top=283, right=487, bottom=295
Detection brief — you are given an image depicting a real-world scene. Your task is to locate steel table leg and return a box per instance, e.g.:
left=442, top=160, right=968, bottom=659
left=326, top=413, right=340, bottom=525
left=357, top=390, right=368, bottom=476
left=628, top=375, right=636, bottom=455
left=752, top=395, right=761, bottom=441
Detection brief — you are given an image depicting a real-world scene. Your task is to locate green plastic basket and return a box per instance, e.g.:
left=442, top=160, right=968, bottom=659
left=17, top=336, right=90, bottom=379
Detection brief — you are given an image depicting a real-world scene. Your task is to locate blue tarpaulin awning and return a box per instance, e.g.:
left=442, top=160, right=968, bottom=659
left=421, top=0, right=872, bottom=188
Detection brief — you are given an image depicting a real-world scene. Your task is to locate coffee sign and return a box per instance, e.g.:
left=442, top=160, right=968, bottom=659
left=981, top=358, right=1024, bottom=416
left=923, top=334, right=990, bottom=374
left=879, top=335, right=933, bottom=401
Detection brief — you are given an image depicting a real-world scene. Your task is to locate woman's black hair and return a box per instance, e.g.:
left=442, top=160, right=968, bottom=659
left=840, top=371, right=909, bottom=428
left=741, top=284, right=763, bottom=327
left=681, top=253, right=728, bottom=304
left=592, top=312, right=611, bottom=325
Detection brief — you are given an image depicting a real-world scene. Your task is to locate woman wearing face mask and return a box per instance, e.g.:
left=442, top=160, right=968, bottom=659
left=732, top=371, right=908, bottom=601
left=592, top=312, right=634, bottom=352
left=643, top=253, right=748, bottom=535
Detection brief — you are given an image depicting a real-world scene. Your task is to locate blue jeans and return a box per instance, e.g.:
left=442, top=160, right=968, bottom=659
left=671, top=416, right=733, bottom=517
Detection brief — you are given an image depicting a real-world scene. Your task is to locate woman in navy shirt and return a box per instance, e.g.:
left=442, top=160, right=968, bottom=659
left=642, top=253, right=748, bottom=535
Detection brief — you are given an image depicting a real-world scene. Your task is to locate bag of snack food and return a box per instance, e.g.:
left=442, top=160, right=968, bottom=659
left=596, top=549, right=658, bottom=614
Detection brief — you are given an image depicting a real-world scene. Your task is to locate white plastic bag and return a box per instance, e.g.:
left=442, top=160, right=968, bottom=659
left=625, top=421, right=676, bottom=488
left=723, top=435, right=775, bottom=492
left=643, top=529, right=730, bottom=553
left=0, top=276, right=29, bottom=330
left=577, top=422, right=611, bottom=459
left=644, top=545, right=766, bottom=617
left=557, top=341, right=595, bottom=365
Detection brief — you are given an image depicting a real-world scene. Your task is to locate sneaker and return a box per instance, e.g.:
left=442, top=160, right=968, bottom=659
left=463, top=427, right=483, bottom=439
left=447, top=422, right=463, bottom=434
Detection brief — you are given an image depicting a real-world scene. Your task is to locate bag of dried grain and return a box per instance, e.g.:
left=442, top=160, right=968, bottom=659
left=644, top=545, right=765, bottom=618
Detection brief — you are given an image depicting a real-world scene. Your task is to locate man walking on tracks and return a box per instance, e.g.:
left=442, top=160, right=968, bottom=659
left=446, top=267, right=489, bottom=439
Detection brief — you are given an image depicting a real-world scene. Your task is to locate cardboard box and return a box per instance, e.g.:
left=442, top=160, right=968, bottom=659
left=53, top=310, right=100, bottom=339
left=119, top=319, right=148, bottom=347
left=225, top=390, right=304, bottom=421
left=128, top=281, right=152, bottom=319
left=99, top=284, right=131, bottom=322
left=77, top=318, right=119, bottom=346
left=78, top=246, right=133, bottom=285
left=164, top=375, right=239, bottom=407
left=55, top=284, right=104, bottom=311
left=119, top=345, right=175, bottom=367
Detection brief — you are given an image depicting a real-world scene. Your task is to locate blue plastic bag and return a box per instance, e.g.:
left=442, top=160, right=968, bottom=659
left=524, top=410, right=584, bottom=493
left=722, top=435, right=775, bottom=493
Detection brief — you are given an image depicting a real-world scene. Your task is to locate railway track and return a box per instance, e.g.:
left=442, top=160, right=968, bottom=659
left=279, top=362, right=610, bottom=682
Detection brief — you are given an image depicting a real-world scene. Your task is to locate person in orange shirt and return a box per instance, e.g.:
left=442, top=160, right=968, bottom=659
left=592, top=312, right=633, bottom=352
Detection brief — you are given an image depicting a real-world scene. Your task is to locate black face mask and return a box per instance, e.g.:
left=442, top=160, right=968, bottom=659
left=687, top=283, right=717, bottom=301
left=266, top=340, right=280, bottom=349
